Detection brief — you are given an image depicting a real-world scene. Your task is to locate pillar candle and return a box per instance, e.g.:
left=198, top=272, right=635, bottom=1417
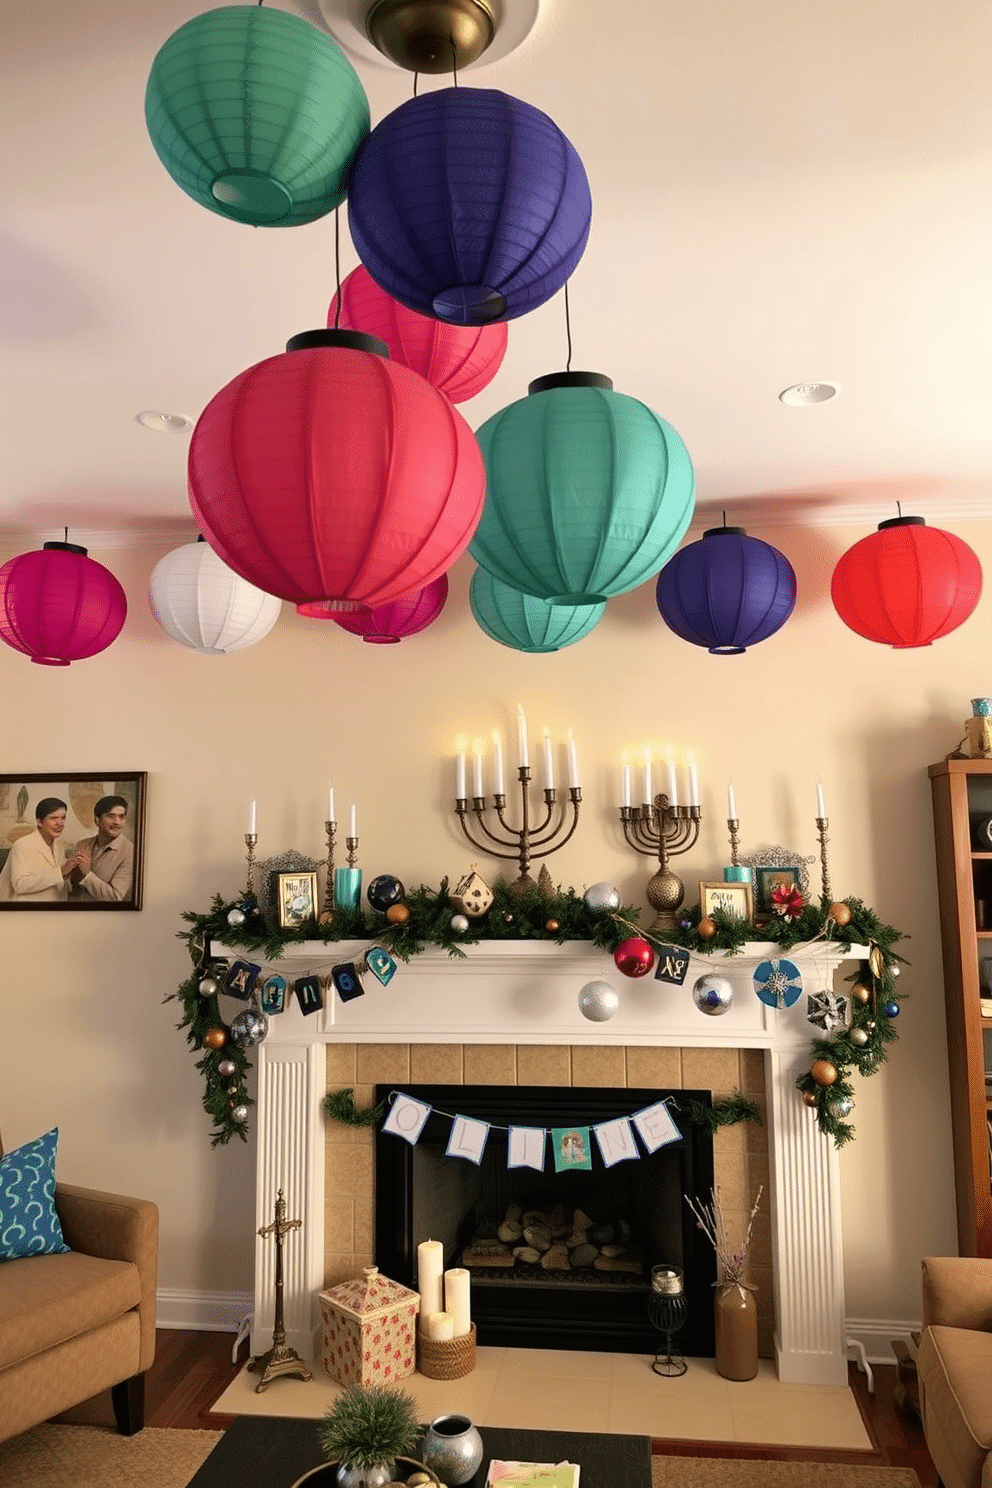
left=444, top=1266, right=471, bottom=1338
left=417, top=1239, right=444, bottom=1322
left=426, top=1310, right=454, bottom=1341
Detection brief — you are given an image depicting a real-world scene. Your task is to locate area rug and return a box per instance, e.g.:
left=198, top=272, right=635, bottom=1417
left=0, top=1423, right=222, bottom=1488
left=0, top=1424, right=922, bottom=1488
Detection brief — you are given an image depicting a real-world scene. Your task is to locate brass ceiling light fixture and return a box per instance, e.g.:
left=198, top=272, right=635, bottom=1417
left=364, top=0, right=496, bottom=71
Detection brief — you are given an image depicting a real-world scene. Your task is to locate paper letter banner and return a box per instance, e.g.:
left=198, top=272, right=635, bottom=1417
left=383, top=1093, right=432, bottom=1145
left=446, top=1115, right=489, bottom=1165
left=631, top=1101, right=682, bottom=1152
left=508, top=1126, right=546, bottom=1171
left=552, top=1126, right=592, bottom=1172
left=593, top=1117, right=639, bottom=1168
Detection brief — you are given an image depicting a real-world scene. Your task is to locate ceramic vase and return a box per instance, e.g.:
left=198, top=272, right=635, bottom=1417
left=713, top=1281, right=758, bottom=1381
left=421, top=1414, right=484, bottom=1486
left=335, top=1465, right=394, bottom=1488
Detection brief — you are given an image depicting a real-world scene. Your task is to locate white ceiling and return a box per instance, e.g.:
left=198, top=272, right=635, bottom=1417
left=3, top=0, right=991, bottom=550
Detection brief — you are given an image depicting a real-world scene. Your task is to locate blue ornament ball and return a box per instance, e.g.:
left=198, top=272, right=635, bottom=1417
left=367, top=874, right=405, bottom=912
left=881, top=999, right=900, bottom=1018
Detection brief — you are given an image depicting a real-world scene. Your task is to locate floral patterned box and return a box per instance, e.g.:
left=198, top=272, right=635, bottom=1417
left=318, top=1265, right=420, bottom=1387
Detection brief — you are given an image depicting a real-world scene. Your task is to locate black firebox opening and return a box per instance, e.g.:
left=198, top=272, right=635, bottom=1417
left=374, top=1084, right=717, bottom=1357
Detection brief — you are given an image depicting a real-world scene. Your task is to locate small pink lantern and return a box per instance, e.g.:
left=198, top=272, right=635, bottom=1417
left=0, top=541, right=127, bottom=665
left=328, top=266, right=507, bottom=402
left=298, top=574, right=448, bottom=643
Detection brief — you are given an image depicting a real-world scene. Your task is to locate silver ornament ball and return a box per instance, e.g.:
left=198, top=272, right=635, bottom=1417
left=217, top=1059, right=236, bottom=1077
left=450, top=914, right=470, bottom=933
left=198, top=975, right=219, bottom=997
left=578, top=979, right=620, bottom=1022
left=231, top=1105, right=249, bottom=1122
left=848, top=1027, right=869, bottom=1047
left=692, top=974, right=734, bottom=1016
left=890, top=964, right=900, bottom=978
left=584, top=881, right=620, bottom=915
left=227, top=907, right=245, bottom=927
left=828, top=1095, right=853, bottom=1119
left=229, top=1008, right=269, bottom=1049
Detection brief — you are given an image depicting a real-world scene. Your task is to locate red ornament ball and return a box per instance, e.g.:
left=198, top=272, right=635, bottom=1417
left=613, top=936, right=655, bottom=978
left=697, top=917, right=717, bottom=940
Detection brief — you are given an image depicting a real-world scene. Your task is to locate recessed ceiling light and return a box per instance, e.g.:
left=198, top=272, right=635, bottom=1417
left=778, top=382, right=840, bottom=406
left=135, top=410, right=195, bottom=433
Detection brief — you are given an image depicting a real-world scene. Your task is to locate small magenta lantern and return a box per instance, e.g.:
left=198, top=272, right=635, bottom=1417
left=0, top=541, right=126, bottom=665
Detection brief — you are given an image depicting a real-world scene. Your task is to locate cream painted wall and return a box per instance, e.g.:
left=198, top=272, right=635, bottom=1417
left=0, top=520, right=985, bottom=1328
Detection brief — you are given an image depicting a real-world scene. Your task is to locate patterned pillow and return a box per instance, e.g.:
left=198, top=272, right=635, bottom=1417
left=0, top=1127, right=71, bottom=1260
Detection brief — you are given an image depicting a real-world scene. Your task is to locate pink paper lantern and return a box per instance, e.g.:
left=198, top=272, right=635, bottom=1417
left=298, top=574, right=448, bottom=643
left=0, top=541, right=127, bottom=665
left=188, top=329, right=486, bottom=609
left=328, top=266, right=507, bottom=402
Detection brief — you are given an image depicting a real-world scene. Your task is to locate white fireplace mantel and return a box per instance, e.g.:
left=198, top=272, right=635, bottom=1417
left=215, top=938, right=867, bottom=1387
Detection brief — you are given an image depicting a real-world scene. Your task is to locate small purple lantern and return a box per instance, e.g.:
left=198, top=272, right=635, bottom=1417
left=657, top=526, right=796, bottom=654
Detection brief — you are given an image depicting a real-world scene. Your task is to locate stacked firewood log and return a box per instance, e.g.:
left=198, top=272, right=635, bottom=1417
left=461, top=1202, right=644, bottom=1275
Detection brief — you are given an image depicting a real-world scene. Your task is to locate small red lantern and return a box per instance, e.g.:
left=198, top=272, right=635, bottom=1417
left=328, top=266, right=507, bottom=403
left=298, top=574, right=448, bottom=643
left=0, top=541, right=126, bottom=665
left=613, top=936, right=655, bottom=978
left=831, top=516, right=982, bottom=648
left=188, top=329, right=486, bottom=609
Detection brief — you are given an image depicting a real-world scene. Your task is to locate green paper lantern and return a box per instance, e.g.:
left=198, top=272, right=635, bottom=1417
left=470, top=372, right=695, bottom=605
left=469, top=568, right=605, bottom=652
left=145, top=6, right=370, bottom=227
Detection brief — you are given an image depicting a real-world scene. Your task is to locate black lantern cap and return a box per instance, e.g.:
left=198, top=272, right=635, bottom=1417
left=528, top=371, right=614, bottom=395
left=878, top=515, right=925, bottom=530
left=286, top=329, right=390, bottom=358
left=43, top=540, right=87, bottom=556
left=702, top=526, right=747, bottom=539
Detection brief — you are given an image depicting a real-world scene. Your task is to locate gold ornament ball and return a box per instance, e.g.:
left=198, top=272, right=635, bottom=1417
left=802, top=1090, right=819, bottom=1108
left=385, top=903, right=410, bottom=924
left=697, top=917, right=717, bottom=940
left=545, top=919, right=560, bottom=933
left=203, top=1028, right=227, bottom=1049
left=852, top=982, right=871, bottom=1004
left=828, top=902, right=852, bottom=927
left=810, top=1058, right=839, bottom=1086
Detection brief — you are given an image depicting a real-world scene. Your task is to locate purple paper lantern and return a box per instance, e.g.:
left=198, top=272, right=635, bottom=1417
left=297, top=574, right=448, bottom=643
left=657, top=526, right=796, bottom=654
left=347, top=88, right=592, bottom=325
left=0, top=541, right=127, bottom=665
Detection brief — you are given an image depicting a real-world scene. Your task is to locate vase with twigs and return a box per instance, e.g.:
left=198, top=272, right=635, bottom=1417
left=685, top=1184, right=763, bottom=1380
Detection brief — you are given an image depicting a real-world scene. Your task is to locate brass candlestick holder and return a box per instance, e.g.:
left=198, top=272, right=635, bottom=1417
left=455, top=766, right=581, bottom=892
left=728, top=817, right=741, bottom=866
left=320, top=819, right=336, bottom=923
left=816, top=817, right=832, bottom=902
left=620, top=794, right=701, bottom=930
left=247, top=1189, right=313, bottom=1392
left=244, top=832, right=258, bottom=899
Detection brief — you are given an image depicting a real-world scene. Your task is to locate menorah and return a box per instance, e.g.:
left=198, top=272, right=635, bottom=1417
left=620, top=794, right=701, bottom=930
left=456, top=766, right=581, bottom=892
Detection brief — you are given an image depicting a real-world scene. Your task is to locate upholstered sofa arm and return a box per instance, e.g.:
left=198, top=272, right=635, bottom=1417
left=55, top=1184, right=159, bottom=1371
left=921, top=1256, right=992, bottom=1333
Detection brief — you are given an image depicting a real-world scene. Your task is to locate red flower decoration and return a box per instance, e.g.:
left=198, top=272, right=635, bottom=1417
left=771, top=883, right=805, bottom=919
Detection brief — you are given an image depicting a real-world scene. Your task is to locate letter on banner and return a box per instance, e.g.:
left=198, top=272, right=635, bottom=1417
left=508, top=1126, right=546, bottom=1171
left=632, top=1100, right=682, bottom=1152
left=593, top=1117, right=638, bottom=1167
left=382, top=1093, right=432, bottom=1145
left=446, top=1115, right=489, bottom=1165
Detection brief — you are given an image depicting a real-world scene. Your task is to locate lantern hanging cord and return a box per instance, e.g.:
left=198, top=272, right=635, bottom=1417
left=332, top=210, right=342, bottom=329
left=451, top=37, right=459, bottom=85
left=564, top=281, right=573, bottom=372
left=413, top=72, right=419, bottom=97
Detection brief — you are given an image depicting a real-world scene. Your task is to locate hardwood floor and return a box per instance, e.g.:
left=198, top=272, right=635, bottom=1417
left=142, top=1329, right=939, bottom=1482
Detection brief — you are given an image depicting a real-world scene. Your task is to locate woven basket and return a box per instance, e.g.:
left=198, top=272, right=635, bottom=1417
left=417, top=1322, right=476, bottom=1379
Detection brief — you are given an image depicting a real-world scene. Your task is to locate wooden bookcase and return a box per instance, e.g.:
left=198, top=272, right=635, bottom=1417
left=929, top=758, right=992, bottom=1257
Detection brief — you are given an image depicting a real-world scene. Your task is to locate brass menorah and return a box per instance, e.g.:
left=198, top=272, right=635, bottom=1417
left=620, top=794, right=701, bottom=930
left=456, top=765, right=581, bottom=892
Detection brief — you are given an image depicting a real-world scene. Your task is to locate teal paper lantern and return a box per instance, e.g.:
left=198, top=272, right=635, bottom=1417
left=471, top=373, right=695, bottom=605
left=145, top=6, right=370, bottom=227
left=469, top=569, right=604, bottom=653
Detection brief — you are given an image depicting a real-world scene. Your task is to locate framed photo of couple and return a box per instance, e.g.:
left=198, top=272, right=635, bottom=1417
left=0, top=773, right=146, bottom=911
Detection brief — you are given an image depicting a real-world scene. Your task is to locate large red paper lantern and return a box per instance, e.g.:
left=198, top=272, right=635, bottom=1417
left=328, top=267, right=506, bottom=403
left=298, top=574, right=448, bottom=643
left=188, top=330, right=486, bottom=608
left=831, top=515, right=982, bottom=648
left=0, top=541, right=127, bottom=665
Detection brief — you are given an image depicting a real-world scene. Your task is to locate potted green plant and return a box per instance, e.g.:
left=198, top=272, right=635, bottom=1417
left=317, top=1382, right=425, bottom=1488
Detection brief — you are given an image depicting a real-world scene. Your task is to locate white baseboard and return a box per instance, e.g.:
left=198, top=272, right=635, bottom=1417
left=845, top=1317, right=920, bottom=1366
left=156, top=1288, right=253, bottom=1333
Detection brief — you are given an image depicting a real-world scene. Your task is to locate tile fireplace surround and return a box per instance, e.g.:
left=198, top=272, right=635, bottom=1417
left=221, top=938, right=865, bottom=1388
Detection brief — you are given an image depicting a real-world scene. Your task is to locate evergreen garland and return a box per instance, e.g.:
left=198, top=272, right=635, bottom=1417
left=686, top=1090, right=763, bottom=1133
left=169, top=884, right=905, bottom=1149
left=324, top=1088, right=387, bottom=1127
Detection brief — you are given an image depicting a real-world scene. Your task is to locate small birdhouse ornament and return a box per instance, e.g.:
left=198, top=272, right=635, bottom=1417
left=451, top=870, right=494, bottom=919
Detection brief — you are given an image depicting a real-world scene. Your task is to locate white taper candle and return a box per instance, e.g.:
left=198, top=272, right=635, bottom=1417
left=492, top=730, right=505, bottom=794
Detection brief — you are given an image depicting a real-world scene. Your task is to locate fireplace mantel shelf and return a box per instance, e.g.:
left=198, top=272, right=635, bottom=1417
left=212, top=937, right=867, bottom=1049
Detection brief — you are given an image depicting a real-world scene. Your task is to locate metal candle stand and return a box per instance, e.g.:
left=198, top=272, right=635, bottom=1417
left=455, top=765, right=581, bottom=892
left=321, top=819, right=336, bottom=922
left=816, top=816, right=832, bottom=901
left=648, top=1264, right=688, bottom=1377
left=244, top=832, right=258, bottom=899
left=619, top=795, right=701, bottom=930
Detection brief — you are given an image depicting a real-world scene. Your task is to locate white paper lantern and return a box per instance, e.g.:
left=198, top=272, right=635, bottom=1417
left=149, top=541, right=281, bottom=654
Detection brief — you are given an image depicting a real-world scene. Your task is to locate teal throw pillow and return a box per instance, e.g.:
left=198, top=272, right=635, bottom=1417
left=0, top=1127, right=71, bottom=1260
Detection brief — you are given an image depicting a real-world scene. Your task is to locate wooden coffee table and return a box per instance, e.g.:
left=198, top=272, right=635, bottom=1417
left=187, top=1415, right=653, bottom=1487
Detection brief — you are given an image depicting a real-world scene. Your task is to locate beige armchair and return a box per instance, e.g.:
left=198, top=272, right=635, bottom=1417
left=0, top=1137, right=158, bottom=1444
left=918, top=1256, right=992, bottom=1488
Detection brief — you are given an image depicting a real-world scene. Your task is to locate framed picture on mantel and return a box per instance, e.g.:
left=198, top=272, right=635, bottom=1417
left=699, top=879, right=753, bottom=925
left=0, top=772, right=146, bottom=910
